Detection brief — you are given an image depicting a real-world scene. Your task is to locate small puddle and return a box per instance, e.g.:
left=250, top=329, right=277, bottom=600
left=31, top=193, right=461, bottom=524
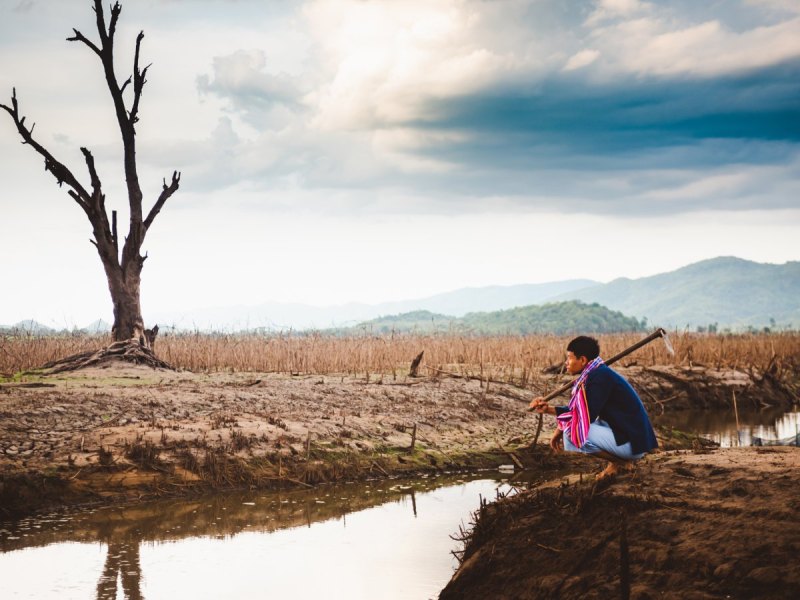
left=653, top=408, right=800, bottom=447
left=0, top=473, right=517, bottom=600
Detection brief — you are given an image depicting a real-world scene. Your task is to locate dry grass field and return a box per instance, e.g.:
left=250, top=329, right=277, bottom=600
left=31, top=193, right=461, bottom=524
left=2, top=330, right=798, bottom=381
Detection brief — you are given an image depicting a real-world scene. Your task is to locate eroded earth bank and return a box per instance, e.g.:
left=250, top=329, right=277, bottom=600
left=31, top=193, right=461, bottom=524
left=440, top=447, right=799, bottom=600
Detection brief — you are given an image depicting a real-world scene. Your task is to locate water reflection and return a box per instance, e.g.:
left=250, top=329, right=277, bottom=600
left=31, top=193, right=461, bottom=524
left=96, top=542, right=142, bottom=600
left=0, top=474, right=511, bottom=600
left=654, top=408, right=800, bottom=447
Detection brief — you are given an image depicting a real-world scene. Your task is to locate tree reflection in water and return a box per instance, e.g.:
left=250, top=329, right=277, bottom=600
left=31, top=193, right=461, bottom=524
left=1, top=473, right=503, bottom=599
left=96, top=541, right=142, bottom=600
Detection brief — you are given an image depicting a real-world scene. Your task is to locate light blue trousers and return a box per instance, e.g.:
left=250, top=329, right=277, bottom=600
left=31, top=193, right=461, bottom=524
left=563, top=420, right=645, bottom=461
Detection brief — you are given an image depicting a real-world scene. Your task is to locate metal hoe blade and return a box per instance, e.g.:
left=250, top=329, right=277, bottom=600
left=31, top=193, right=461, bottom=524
left=660, top=329, right=675, bottom=356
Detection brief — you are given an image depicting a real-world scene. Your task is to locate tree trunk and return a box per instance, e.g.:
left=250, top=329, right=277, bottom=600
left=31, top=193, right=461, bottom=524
left=108, top=264, right=146, bottom=346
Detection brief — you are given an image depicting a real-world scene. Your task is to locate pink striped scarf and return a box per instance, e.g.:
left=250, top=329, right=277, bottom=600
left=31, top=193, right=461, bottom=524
left=556, top=357, right=604, bottom=448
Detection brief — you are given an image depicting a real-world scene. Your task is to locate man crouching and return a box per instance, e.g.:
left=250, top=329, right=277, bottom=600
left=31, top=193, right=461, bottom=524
left=530, top=336, right=658, bottom=481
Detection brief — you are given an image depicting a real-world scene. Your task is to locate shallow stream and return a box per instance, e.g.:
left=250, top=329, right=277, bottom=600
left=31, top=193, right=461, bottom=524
left=0, top=474, right=515, bottom=600
left=653, top=407, right=800, bottom=447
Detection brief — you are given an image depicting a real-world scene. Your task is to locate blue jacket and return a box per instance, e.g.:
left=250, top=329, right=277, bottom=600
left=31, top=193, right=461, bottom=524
left=556, top=364, right=658, bottom=454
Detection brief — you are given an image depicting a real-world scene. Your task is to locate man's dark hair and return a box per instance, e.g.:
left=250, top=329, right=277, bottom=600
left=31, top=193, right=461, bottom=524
left=567, top=336, right=600, bottom=361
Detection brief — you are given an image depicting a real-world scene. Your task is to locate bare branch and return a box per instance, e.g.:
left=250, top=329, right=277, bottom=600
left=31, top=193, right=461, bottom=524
left=80, top=147, right=102, bottom=197
left=108, top=2, right=122, bottom=44
left=143, top=171, right=181, bottom=231
left=2, top=89, right=92, bottom=214
left=66, top=28, right=101, bottom=56
left=68, top=191, right=97, bottom=226
left=79, top=146, right=117, bottom=252
left=129, top=32, right=147, bottom=126
left=93, top=0, right=108, bottom=46
left=81, top=1, right=144, bottom=230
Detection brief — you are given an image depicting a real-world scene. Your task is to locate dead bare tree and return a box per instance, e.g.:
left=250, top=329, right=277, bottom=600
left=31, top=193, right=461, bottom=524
left=1, top=1, right=179, bottom=370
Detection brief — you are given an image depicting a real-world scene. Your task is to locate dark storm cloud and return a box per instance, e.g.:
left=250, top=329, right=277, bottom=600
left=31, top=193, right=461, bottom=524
left=361, top=59, right=800, bottom=213
left=414, top=60, right=800, bottom=161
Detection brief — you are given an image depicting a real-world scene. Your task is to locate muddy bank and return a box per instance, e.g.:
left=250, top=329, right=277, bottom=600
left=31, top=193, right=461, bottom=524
left=441, top=447, right=800, bottom=600
left=625, top=363, right=798, bottom=413
left=0, top=361, right=795, bottom=518
left=0, top=363, right=554, bottom=518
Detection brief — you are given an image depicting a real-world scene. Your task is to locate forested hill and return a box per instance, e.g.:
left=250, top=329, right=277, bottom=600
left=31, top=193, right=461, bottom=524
left=338, top=301, right=644, bottom=335
left=460, top=301, right=644, bottom=335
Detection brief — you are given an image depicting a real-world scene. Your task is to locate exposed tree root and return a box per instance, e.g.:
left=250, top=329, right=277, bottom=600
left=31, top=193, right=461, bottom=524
left=40, top=340, right=172, bottom=374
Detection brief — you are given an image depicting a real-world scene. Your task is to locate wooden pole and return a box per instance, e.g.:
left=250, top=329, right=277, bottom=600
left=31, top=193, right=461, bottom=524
left=532, top=413, right=544, bottom=446
left=409, top=351, right=424, bottom=377
left=529, top=328, right=670, bottom=410
left=408, top=423, right=417, bottom=453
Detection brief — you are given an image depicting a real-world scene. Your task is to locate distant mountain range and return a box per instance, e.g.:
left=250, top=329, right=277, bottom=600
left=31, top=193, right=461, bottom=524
left=0, top=319, right=111, bottom=335
left=3, top=257, right=798, bottom=334
left=152, top=257, right=796, bottom=331
left=145, top=279, right=597, bottom=331
left=554, top=257, right=800, bottom=330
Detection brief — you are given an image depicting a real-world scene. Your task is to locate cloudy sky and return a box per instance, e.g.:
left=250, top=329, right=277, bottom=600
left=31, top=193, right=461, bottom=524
left=1, top=0, right=798, bottom=327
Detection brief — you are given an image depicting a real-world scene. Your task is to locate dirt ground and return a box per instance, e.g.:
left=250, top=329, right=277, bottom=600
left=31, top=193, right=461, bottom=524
left=0, top=362, right=556, bottom=516
left=440, top=446, right=800, bottom=600
left=1, top=359, right=795, bottom=517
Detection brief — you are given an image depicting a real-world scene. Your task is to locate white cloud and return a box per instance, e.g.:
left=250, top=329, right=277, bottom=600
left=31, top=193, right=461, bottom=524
left=304, top=0, right=515, bottom=130
left=585, top=0, right=651, bottom=26
left=563, top=48, right=600, bottom=71
left=634, top=157, right=800, bottom=210
left=197, top=49, right=308, bottom=128
left=607, top=16, right=800, bottom=76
